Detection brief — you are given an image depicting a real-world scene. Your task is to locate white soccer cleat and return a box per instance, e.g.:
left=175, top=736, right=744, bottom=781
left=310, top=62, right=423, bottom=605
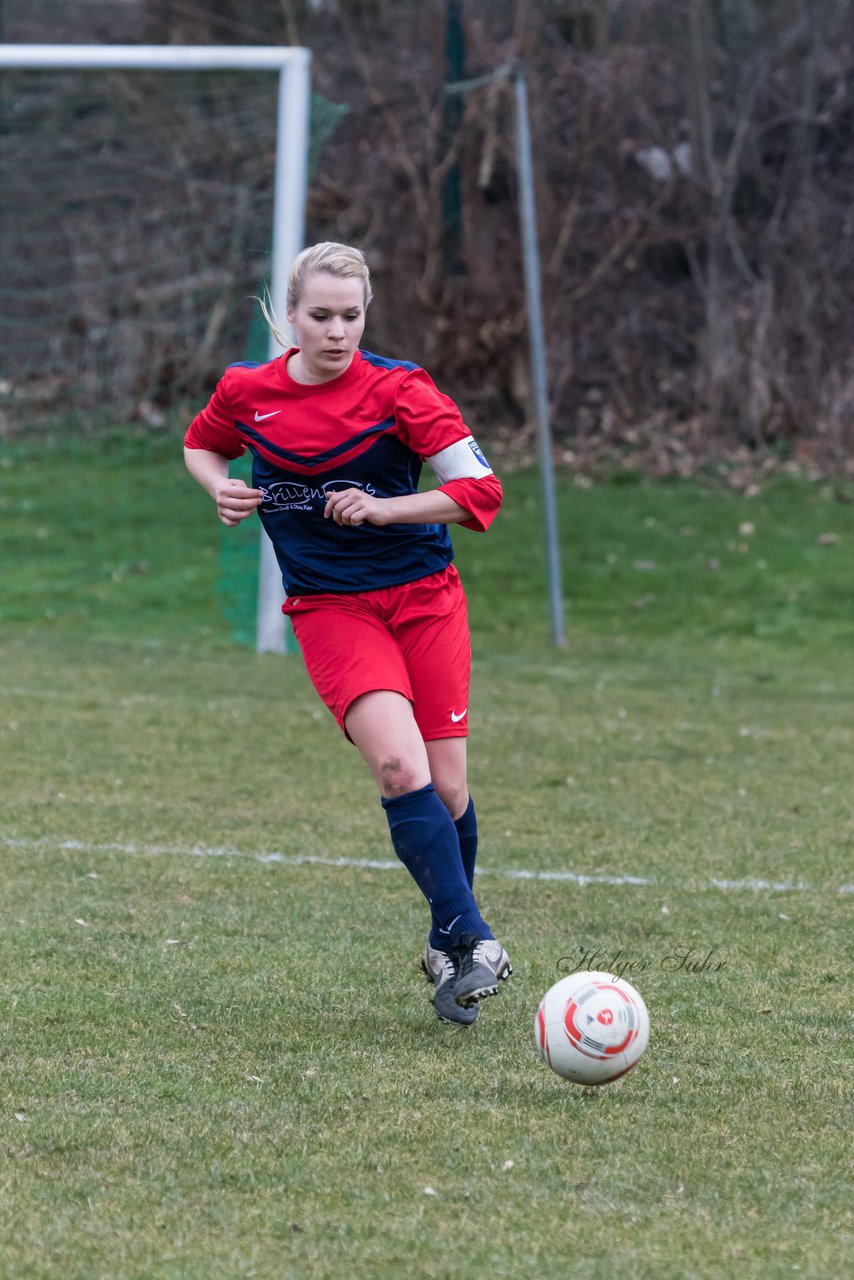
left=421, top=944, right=480, bottom=1025
left=453, top=935, right=512, bottom=1008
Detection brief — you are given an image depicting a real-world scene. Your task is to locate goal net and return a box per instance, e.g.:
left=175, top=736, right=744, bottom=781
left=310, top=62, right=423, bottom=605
left=0, top=46, right=340, bottom=649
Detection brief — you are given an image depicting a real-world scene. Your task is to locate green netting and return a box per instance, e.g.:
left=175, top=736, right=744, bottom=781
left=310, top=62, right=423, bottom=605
left=219, top=92, right=349, bottom=648
left=0, top=68, right=284, bottom=433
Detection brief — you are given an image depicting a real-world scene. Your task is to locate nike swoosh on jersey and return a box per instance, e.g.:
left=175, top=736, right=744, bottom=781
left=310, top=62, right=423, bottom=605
left=254, top=410, right=282, bottom=421
left=450, top=709, right=467, bottom=722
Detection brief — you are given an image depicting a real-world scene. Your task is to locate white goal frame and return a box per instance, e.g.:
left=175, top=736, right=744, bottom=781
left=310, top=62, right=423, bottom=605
left=0, top=43, right=311, bottom=654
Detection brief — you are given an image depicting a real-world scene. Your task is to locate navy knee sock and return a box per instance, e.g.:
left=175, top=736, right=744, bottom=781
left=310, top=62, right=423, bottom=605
left=455, top=795, right=478, bottom=889
left=381, top=783, right=491, bottom=948
left=427, top=794, right=480, bottom=949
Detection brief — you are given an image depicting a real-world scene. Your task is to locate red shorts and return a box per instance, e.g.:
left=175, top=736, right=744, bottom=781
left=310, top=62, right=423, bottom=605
left=283, top=565, right=471, bottom=741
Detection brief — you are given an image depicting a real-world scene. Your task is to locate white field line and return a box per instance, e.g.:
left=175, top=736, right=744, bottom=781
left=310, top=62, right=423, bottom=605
left=1, top=835, right=850, bottom=894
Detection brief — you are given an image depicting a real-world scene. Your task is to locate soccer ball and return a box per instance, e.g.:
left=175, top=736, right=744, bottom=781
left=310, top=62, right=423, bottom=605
left=535, top=970, right=650, bottom=1086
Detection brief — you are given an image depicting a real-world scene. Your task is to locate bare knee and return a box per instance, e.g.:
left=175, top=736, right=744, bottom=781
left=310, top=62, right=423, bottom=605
left=379, top=755, right=426, bottom=799
left=433, top=779, right=469, bottom=820
left=425, top=739, right=468, bottom=819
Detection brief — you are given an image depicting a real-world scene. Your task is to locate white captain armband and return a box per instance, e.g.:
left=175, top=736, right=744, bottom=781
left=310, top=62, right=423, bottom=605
left=425, top=435, right=493, bottom=483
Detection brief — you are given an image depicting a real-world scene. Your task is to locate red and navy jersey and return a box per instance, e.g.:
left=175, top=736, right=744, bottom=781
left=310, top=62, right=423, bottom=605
left=185, top=348, right=502, bottom=596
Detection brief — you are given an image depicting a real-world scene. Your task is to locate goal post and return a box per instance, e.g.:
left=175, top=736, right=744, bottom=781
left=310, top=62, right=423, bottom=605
left=0, top=43, right=310, bottom=655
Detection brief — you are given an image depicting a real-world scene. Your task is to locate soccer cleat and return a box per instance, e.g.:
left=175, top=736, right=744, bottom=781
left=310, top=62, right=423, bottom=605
left=453, top=935, right=513, bottom=1008
left=421, top=944, right=479, bottom=1025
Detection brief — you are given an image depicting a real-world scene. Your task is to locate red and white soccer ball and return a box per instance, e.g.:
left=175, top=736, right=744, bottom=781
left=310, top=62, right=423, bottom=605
left=535, top=971, right=650, bottom=1086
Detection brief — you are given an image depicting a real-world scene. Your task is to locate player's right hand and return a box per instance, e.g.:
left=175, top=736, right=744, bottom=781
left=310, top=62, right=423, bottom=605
left=214, top=478, right=263, bottom=526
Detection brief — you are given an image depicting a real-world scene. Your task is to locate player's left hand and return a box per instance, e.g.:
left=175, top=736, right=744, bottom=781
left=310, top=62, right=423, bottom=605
left=323, top=487, right=389, bottom=527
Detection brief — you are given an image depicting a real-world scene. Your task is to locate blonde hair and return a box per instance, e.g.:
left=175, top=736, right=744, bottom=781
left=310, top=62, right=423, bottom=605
left=258, top=241, right=373, bottom=349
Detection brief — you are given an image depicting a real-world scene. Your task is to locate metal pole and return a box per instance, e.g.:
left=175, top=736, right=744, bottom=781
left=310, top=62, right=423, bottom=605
left=256, top=52, right=311, bottom=654
left=513, top=61, right=566, bottom=647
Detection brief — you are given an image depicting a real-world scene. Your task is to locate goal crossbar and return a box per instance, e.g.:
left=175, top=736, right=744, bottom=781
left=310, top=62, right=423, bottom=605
left=0, top=45, right=309, bottom=71
left=0, top=43, right=311, bottom=654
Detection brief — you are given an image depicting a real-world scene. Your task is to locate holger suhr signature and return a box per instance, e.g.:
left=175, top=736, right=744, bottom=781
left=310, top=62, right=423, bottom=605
left=557, top=945, right=727, bottom=979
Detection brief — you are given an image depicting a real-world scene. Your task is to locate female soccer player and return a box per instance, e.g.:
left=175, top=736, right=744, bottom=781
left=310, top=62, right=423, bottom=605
left=184, top=242, right=511, bottom=1025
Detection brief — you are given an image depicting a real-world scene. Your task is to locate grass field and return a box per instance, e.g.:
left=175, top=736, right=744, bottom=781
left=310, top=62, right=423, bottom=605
left=1, top=439, right=853, bottom=1279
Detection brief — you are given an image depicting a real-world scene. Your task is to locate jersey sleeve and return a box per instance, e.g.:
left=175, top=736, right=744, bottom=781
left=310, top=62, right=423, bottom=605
left=431, top=473, right=503, bottom=532
left=394, top=368, right=502, bottom=532
left=184, top=370, right=246, bottom=460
